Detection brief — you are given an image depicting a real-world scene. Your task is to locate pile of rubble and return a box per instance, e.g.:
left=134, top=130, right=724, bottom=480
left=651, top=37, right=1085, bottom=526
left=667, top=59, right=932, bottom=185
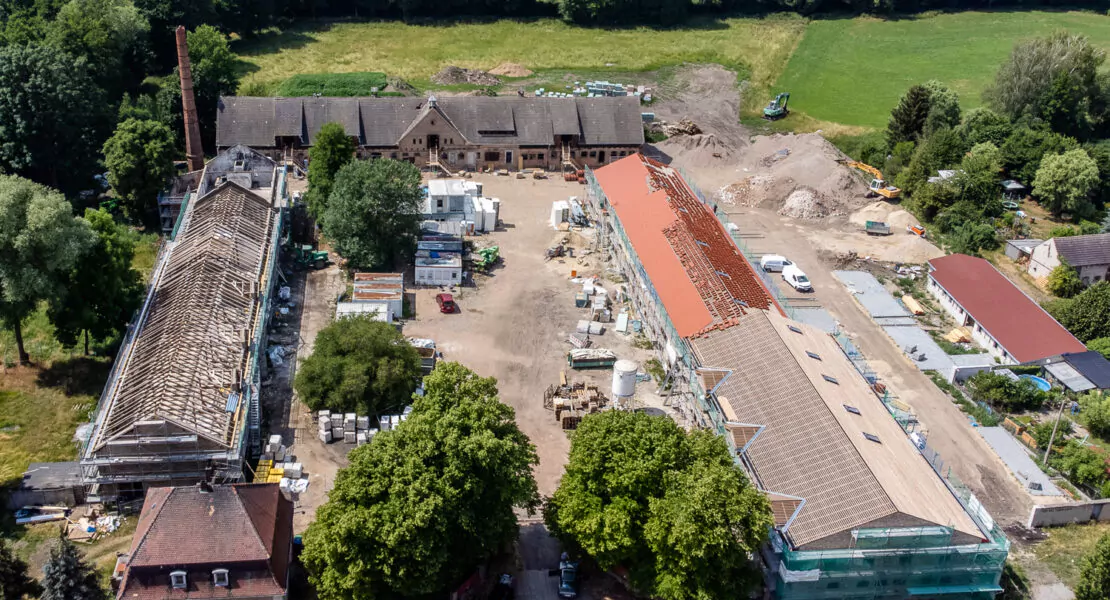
left=661, top=117, right=702, bottom=137
left=432, top=66, right=501, bottom=86
left=779, top=187, right=834, bottom=220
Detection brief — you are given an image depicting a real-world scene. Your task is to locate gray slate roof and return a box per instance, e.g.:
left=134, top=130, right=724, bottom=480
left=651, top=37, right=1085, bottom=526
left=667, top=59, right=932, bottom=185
left=216, top=96, right=644, bottom=148
left=1054, top=233, right=1110, bottom=267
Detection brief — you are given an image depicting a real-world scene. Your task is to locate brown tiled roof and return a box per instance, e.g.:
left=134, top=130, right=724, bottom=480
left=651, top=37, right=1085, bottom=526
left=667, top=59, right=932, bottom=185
left=592, top=154, right=780, bottom=337
left=1053, top=233, right=1110, bottom=267
left=929, top=254, right=1086, bottom=363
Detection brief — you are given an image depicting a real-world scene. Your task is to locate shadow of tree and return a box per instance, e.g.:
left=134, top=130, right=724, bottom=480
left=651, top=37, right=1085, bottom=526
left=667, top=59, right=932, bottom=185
left=35, top=357, right=111, bottom=398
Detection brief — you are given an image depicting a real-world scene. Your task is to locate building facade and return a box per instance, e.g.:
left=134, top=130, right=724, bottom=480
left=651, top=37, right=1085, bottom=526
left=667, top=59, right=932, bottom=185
left=1028, top=233, right=1110, bottom=284
left=216, top=95, right=644, bottom=173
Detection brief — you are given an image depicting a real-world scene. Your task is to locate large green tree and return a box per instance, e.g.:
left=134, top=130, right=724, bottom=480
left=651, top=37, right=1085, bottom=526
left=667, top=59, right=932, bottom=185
left=0, top=176, right=94, bottom=364
left=987, top=32, right=1105, bottom=124
left=886, top=84, right=932, bottom=148
left=306, top=122, right=356, bottom=217
left=302, top=362, right=539, bottom=599
left=1000, top=127, right=1077, bottom=186
left=1034, top=148, right=1099, bottom=218
left=41, top=534, right=107, bottom=600
left=322, top=159, right=422, bottom=269
left=48, top=209, right=143, bottom=355
left=546, top=410, right=771, bottom=599
left=957, top=107, right=1013, bottom=148
left=0, top=539, right=41, bottom=599
left=1077, top=532, right=1110, bottom=600
left=0, top=44, right=111, bottom=197
left=922, top=80, right=961, bottom=137
left=184, top=24, right=238, bottom=151
left=102, top=117, right=177, bottom=226
left=1047, top=260, right=1084, bottom=299
left=294, top=315, right=421, bottom=415
left=47, top=0, right=150, bottom=102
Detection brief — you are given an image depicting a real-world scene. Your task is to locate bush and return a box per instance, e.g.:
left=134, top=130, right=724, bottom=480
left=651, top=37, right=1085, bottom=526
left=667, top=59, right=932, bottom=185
left=946, top=221, right=998, bottom=256
left=1088, top=337, right=1110, bottom=359
left=1047, top=262, right=1084, bottom=298
left=1080, top=392, right=1110, bottom=440
left=967, top=371, right=1047, bottom=412
left=1051, top=441, right=1108, bottom=489
left=1032, top=419, right=1073, bottom=448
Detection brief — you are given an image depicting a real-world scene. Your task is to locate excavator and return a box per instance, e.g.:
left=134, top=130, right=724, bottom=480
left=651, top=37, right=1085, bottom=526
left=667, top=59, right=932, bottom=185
left=763, top=92, right=790, bottom=120
left=839, top=160, right=901, bottom=200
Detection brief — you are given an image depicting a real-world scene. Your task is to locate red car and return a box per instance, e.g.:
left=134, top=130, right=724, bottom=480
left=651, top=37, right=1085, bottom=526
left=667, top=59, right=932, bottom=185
left=435, top=293, right=457, bottom=313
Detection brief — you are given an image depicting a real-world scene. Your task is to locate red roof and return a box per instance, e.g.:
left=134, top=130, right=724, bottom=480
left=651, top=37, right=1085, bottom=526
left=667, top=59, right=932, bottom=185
left=118, top=483, right=293, bottom=599
left=592, top=154, right=780, bottom=337
left=928, top=254, right=1086, bottom=363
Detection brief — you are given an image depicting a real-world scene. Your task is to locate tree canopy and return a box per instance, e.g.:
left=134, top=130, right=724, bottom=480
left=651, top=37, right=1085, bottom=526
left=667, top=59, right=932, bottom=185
left=47, top=0, right=150, bottom=102
left=0, top=540, right=41, bottom=599
left=1077, top=532, right=1110, bottom=600
left=48, top=208, right=143, bottom=355
left=546, top=410, right=771, bottom=600
left=302, top=362, right=539, bottom=599
left=184, top=24, right=238, bottom=150
left=1034, top=148, right=1099, bottom=218
left=322, top=159, right=423, bottom=269
left=41, top=534, right=107, bottom=600
left=887, top=84, right=932, bottom=148
left=294, top=315, right=421, bottom=415
left=1047, top=261, right=1084, bottom=299
left=103, top=117, right=176, bottom=226
left=987, top=32, right=1105, bottom=128
left=306, top=122, right=356, bottom=218
left=0, top=176, right=95, bottom=363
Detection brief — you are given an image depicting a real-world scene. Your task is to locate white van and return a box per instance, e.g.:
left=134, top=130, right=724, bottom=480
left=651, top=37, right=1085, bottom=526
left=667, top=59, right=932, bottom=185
left=782, top=264, right=813, bottom=292
left=760, top=255, right=792, bottom=272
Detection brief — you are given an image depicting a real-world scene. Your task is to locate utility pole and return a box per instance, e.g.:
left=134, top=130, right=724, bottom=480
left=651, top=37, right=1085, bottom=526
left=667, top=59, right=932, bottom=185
left=1043, top=392, right=1068, bottom=465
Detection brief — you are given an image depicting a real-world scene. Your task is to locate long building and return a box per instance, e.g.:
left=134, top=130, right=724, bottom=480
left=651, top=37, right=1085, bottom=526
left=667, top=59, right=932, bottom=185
left=587, top=154, right=1008, bottom=599
left=81, top=156, right=286, bottom=500
left=216, top=95, right=644, bottom=172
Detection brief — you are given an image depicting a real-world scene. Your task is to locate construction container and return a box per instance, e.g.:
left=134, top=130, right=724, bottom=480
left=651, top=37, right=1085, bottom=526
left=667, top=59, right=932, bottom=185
left=379, top=416, right=391, bottom=432
left=344, top=431, right=356, bottom=444
left=331, top=426, right=344, bottom=439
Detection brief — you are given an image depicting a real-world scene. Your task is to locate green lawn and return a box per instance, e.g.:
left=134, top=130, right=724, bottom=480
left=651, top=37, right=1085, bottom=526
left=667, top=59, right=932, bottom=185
left=1033, top=522, right=1110, bottom=588
left=775, top=11, right=1110, bottom=128
left=234, top=16, right=807, bottom=95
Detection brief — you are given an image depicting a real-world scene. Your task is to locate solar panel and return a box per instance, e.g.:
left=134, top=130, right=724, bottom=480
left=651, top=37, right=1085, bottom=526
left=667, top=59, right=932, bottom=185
left=863, top=432, right=881, bottom=444
left=806, top=351, right=821, bottom=360
left=823, top=374, right=839, bottom=384
left=787, top=324, right=803, bottom=334
left=843, top=404, right=861, bottom=415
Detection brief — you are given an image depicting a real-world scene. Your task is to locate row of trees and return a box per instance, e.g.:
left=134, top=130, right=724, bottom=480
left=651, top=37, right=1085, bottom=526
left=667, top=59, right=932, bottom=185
left=0, top=531, right=110, bottom=600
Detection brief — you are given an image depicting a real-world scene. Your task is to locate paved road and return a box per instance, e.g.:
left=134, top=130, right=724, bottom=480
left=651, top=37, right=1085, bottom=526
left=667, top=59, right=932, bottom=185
left=728, top=207, right=1033, bottom=527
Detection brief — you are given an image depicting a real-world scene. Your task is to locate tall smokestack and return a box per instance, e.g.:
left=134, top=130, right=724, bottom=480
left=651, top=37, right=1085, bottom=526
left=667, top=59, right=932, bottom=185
left=176, top=25, right=205, bottom=172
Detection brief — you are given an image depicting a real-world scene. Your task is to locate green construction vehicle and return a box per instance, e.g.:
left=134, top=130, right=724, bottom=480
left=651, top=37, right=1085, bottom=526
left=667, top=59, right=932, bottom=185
left=291, top=244, right=329, bottom=269
left=763, top=92, right=790, bottom=120
left=472, top=246, right=500, bottom=271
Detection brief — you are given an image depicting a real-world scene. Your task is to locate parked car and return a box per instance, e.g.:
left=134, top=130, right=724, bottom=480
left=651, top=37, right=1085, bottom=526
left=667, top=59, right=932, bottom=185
left=435, top=293, right=457, bottom=313
left=557, top=556, right=579, bottom=598
left=782, top=264, right=812, bottom=292
left=759, top=254, right=792, bottom=272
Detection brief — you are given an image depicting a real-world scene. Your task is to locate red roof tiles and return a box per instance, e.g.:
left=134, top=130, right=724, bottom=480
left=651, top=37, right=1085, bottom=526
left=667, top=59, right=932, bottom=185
left=593, top=154, right=780, bottom=337
left=928, top=254, right=1086, bottom=363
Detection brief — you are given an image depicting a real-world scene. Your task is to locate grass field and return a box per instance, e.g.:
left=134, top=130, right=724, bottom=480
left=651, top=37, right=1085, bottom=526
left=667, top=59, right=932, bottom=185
left=234, top=16, right=807, bottom=94
left=775, top=11, right=1110, bottom=128
left=1033, top=523, right=1110, bottom=588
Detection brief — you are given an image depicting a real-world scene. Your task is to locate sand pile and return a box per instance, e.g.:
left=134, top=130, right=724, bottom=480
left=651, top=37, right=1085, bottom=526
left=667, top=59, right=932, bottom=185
left=432, top=66, right=501, bottom=86
left=849, top=201, right=921, bottom=229
left=659, top=133, right=734, bottom=164
left=779, top=187, right=832, bottom=220
left=489, top=62, right=533, bottom=77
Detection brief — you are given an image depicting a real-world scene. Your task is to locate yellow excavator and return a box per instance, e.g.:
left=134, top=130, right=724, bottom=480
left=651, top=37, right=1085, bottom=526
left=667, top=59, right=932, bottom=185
left=839, top=160, right=901, bottom=200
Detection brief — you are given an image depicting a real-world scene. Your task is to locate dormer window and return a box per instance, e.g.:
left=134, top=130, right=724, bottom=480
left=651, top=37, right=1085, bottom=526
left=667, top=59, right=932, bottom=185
left=213, top=568, right=229, bottom=587
left=170, top=570, right=187, bottom=589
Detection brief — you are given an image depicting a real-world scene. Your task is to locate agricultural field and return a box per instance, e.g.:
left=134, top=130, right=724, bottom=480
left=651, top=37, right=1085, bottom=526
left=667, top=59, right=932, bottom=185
left=775, top=11, right=1110, bottom=128
left=233, top=16, right=807, bottom=94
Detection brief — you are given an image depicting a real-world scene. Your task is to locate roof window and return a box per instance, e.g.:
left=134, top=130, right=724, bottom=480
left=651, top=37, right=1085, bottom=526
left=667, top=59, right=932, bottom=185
left=863, top=433, right=881, bottom=444
left=806, top=351, right=821, bottom=360
left=213, top=569, right=229, bottom=587
left=787, top=324, right=803, bottom=334
left=843, top=404, right=861, bottom=415
left=822, top=374, right=839, bottom=384
left=171, top=571, right=187, bottom=589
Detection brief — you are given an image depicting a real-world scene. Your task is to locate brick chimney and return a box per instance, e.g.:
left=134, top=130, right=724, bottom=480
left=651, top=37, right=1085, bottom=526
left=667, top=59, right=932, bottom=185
left=176, top=25, right=205, bottom=172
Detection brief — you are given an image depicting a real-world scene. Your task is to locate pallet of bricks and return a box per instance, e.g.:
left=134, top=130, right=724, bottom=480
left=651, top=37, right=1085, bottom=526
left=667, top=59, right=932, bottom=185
left=319, top=410, right=397, bottom=446
left=259, top=435, right=302, bottom=483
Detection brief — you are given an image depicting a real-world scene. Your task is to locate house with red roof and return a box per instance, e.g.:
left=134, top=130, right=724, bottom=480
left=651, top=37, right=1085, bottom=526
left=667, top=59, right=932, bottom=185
left=927, top=254, right=1086, bottom=364
left=116, top=483, right=293, bottom=600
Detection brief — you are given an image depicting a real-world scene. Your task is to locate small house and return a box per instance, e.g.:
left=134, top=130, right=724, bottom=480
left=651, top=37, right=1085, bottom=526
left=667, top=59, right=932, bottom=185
left=1004, top=238, right=1042, bottom=262
left=1001, top=180, right=1026, bottom=201
left=352, top=273, right=404, bottom=319
left=1028, top=233, right=1110, bottom=284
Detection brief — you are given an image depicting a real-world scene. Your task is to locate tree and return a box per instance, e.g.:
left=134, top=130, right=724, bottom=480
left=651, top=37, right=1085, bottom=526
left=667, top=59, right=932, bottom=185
left=546, top=411, right=771, bottom=599
left=1042, top=70, right=1090, bottom=139
left=0, top=176, right=94, bottom=364
left=306, top=122, right=356, bottom=217
left=185, top=25, right=238, bottom=151
left=322, top=159, right=422, bottom=269
left=1048, top=260, right=1085, bottom=298
left=1051, top=441, right=1108, bottom=489
left=897, top=127, right=968, bottom=195
left=887, top=84, right=932, bottom=148
left=922, top=80, right=961, bottom=137
left=946, top=221, right=997, bottom=256
left=302, top=362, right=539, bottom=599
left=0, top=540, right=41, bottom=599
left=0, top=44, right=111, bottom=197
left=967, top=371, right=1046, bottom=411
left=1001, top=127, right=1078, bottom=186
left=102, top=118, right=177, bottom=227
left=1080, top=393, right=1110, bottom=441
left=987, top=32, right=1104, bottom=122
left=1088, top=337, right=1110, bottom=360
left=1032, top=419, right=1073, bottom=449
left=41, top=533, right=107, bottom=600
left=1076, top=532, right=1110, bottom=600
left=957, top=107, right=1013, bottom=147
left=47, top=0, right=151, bottom=102
left=48, top=209, right=143, bottom=355
left=1034, top=148, right=1100, bottom=218
left=294, top=315, right=421, bottom=415
left=953, top=143, right=1003, bottom=214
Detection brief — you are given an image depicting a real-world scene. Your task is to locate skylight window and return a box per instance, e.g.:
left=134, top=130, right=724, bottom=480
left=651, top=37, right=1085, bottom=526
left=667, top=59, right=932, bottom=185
left=806, top=351, right=821, bottom=360
left=843, top=404, right=861, bottom=415
left=787, top=325, right=803, bottom=334
left=822, top=374, right=839, bottom=384
left=863, top=433, right=881, bottom=444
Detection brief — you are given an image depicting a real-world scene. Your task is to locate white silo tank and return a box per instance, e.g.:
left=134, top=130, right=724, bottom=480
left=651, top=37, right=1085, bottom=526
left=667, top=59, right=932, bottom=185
left=612, top=360, right=638, bottom=399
